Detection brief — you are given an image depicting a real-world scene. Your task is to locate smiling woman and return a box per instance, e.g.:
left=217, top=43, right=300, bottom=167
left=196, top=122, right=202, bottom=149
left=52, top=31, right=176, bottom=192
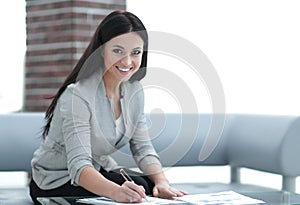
left=29, top=10, right=186, bottom=204
left=0, top=1, right=26, bottom=113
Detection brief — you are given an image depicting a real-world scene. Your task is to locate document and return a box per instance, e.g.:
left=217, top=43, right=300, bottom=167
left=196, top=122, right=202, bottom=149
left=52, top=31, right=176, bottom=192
left=77, top=191, right=264, bottom=205
left=174, top=191, right=265, bottom=205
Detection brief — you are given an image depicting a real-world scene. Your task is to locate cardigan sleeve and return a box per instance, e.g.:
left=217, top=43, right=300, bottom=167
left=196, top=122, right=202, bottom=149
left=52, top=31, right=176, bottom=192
left=126, top=82, right=162, bottom=171
left=130, top=112, right=161, bottom=171
left=59, top=84, right=94, bottom=185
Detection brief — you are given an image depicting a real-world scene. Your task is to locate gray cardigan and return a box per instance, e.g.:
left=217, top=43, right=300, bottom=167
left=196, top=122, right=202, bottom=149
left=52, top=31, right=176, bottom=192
left=31, top=70, right=160, bottom=190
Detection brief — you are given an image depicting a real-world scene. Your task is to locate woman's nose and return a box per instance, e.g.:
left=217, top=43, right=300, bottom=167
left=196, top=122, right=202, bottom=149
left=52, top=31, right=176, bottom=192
left=120, top=55, right=132, bottom=66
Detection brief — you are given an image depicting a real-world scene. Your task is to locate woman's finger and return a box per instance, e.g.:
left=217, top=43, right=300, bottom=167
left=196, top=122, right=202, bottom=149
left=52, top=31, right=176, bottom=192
left=122, top=182, right=144, bottom=201
left=155, top=186, right=187, bottom=198
left=126, top=181, right=147, bottom=198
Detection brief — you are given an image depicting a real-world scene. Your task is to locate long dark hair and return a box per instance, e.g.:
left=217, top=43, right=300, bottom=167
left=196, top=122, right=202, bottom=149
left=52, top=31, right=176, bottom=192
left=42, top=10, right=148, bottom=138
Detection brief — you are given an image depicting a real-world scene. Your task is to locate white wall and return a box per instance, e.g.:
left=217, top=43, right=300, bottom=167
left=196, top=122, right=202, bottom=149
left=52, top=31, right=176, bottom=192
left=127, top=0, right=300, bottom=115
left=0, top=0, right=26, bottom=113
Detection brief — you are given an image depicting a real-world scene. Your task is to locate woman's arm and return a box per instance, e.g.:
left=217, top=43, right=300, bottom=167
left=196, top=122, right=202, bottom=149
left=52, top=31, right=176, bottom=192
left=145, top=163, right=187, bottom=198
left=78, top=166, right=147, bottom=203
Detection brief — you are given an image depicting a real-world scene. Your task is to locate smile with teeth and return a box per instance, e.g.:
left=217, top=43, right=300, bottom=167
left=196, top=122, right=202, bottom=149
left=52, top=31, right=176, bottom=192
left=116, top=66, right=132, bottom=72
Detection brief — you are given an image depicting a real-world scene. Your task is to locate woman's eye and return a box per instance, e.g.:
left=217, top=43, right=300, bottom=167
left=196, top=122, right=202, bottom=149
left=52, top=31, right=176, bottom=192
left=112, top=49, right=123, bottom=54
left=132, top=50, right=142, bottom=55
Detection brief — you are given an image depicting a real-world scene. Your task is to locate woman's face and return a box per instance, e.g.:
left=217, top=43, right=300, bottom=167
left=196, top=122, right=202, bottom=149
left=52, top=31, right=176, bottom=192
left=103, top=32, right=144, bottom=82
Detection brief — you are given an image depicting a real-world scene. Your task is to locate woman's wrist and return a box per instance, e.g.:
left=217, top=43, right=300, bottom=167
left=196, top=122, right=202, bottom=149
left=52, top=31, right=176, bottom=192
left=107, top=183, right=122, bottom=200
left=153, top=176, right=169, bottom=185
left=145, top=163, right=170, bottom=185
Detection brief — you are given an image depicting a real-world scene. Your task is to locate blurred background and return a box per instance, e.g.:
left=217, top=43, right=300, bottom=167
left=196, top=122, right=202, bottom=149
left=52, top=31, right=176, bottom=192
left=0, top=0, right=299, bottom=192
left=0, top=0, right=26, bottom=113
left=1, top=0, right=300, bottom=115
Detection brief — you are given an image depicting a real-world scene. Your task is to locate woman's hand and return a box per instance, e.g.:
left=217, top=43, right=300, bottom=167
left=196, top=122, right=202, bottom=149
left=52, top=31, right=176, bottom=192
left=144, top=163, right=187, bottom=199
left=152, top=181, right=187, bottom=199
left=111, top=181, right=147, bottom=203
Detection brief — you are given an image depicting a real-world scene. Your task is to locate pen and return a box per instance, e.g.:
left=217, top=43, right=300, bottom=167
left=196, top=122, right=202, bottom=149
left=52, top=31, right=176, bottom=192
left=120, top=168, right=134, bottom=182
left=120, top=168, right=149, bottom=202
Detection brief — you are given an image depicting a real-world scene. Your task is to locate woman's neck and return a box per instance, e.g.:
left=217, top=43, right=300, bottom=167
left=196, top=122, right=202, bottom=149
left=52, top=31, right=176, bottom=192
left=103, top=74, right=121, bottom=99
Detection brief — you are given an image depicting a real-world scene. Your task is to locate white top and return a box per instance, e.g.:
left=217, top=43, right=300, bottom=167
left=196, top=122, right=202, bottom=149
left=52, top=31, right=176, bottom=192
left=116, top=113, right=125, bottom=143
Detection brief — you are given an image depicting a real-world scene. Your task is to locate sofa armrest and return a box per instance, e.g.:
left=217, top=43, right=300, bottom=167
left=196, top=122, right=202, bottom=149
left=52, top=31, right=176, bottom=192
left=0, top=112, right=44, bottom=172
left=226, top=115, right=300, bottom=191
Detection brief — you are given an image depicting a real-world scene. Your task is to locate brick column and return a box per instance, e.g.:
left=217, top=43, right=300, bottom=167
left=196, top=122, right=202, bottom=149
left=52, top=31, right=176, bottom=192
left=25, top=0, right=126, bottom=111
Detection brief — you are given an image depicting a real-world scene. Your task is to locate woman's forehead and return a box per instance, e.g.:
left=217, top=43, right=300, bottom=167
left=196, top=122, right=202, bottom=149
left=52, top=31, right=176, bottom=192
left=105, top=32, right=144, bottom=49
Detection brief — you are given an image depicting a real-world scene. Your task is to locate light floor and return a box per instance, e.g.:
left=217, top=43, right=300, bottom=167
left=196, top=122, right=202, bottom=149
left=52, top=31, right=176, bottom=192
left=1, top=166, right=299, bottom=193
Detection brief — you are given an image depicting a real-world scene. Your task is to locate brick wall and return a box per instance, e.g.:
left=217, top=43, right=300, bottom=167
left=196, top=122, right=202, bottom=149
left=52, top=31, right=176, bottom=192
left=25, top=0, right=126, bottom=111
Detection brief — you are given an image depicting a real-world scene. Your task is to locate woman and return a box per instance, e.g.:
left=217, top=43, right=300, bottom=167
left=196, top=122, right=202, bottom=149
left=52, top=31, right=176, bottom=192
left=29, top=10, right=186, bottom=204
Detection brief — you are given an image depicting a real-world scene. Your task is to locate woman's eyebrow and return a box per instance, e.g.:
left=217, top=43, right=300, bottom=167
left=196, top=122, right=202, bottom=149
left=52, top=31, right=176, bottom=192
left=112, top=45, right=124, bottom=49
left=112, top=45, right=142, bottom=50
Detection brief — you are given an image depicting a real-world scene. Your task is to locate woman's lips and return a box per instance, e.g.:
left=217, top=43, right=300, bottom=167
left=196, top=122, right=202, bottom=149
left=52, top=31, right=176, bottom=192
left=116, top=66, right=131, bottom=72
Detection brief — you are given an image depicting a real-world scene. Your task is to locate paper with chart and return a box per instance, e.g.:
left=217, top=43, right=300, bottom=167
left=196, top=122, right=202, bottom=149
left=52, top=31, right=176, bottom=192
left=174, top=190, right=265, bottom=205
left=77, top=190, right=264, bottom=204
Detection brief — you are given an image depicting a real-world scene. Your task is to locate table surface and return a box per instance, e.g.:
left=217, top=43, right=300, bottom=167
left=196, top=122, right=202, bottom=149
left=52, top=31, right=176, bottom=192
left=37, top=191, right=300, bottom=205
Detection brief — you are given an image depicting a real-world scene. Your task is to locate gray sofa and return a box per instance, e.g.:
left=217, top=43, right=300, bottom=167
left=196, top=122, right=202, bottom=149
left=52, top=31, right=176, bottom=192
left=1, top=112, right=300, bottom=204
